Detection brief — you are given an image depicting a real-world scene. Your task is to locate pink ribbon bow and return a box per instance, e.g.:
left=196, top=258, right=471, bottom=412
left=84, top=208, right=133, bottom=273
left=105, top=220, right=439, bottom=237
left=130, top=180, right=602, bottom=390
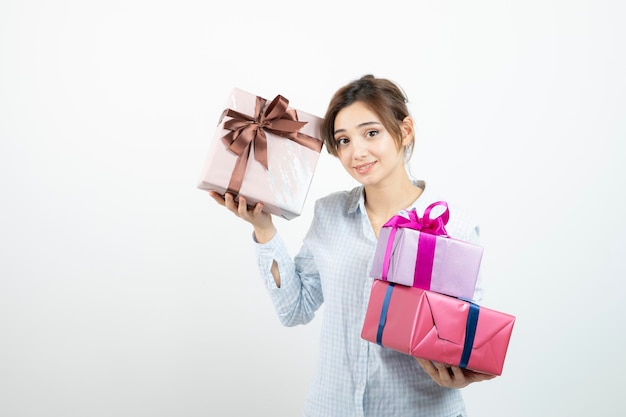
left=381, top=201, right=450, bottom=286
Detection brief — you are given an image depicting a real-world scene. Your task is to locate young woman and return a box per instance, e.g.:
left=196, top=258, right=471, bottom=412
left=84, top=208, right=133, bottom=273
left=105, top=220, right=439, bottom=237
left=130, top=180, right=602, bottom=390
left=209, top=74, right=494, bottom=417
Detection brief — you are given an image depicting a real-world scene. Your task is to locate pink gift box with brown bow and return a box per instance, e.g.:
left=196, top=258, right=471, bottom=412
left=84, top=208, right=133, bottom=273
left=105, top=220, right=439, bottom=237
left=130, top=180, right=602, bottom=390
left=197, top=88, right=324, bottom=220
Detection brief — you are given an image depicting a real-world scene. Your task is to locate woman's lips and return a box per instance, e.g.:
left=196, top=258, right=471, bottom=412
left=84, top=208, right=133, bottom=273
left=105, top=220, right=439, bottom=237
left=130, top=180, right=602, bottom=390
left=354, top=161, right=376, bottom=174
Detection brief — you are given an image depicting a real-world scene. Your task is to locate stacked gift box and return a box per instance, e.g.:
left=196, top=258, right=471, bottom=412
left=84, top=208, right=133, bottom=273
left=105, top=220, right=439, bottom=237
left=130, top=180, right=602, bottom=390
left=197, top=87, right=324, bottom=220
left=361, top=201, right=515, bottom=376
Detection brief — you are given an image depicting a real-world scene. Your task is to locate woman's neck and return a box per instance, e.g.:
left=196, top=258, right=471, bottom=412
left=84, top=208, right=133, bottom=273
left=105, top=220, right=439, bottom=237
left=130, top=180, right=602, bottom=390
left=364, top=177, right=423, bottom=237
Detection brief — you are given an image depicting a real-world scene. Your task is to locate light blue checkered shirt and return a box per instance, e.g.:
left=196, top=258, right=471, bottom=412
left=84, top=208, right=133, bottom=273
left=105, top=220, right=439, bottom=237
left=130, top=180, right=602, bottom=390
left=255, top=182, right=484, bottom=417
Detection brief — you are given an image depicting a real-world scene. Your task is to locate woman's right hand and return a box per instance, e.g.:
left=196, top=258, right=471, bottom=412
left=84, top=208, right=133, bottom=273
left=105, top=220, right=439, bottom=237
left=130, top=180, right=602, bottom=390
left=208, top=191, right=276, bottom=243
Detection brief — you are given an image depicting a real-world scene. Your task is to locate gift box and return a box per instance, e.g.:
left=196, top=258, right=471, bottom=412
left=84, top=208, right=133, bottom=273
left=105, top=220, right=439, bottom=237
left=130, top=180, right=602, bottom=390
left=197, top=88, right=324, bottom=220
left=370, top=201, right=483, bottom=300
left=361, top=280, right=515, bottom=376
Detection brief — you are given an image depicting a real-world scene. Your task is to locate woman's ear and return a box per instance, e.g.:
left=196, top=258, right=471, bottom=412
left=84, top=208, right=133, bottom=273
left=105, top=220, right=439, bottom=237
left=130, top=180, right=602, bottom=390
left=401, top=116, right=415, bottom=147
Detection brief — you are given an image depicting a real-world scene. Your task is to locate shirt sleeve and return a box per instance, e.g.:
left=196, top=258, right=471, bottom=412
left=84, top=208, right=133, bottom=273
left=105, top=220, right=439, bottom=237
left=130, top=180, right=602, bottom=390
left=254, top=229, right=324, bottom=327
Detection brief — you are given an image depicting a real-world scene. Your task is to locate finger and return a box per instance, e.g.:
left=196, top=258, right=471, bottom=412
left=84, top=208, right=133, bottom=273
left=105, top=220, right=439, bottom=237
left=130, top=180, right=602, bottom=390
left=208, top=191, right=226, bottom=206
left=415, top=358, right=440, bottom=380
left=448, top=366, right=467, bottom=381
left=419, top=360, right=452, bottom=387
left=237, top=196, right=250, bottom=217
left=473, top=373, right=496, bottom=382
left=450, top=366, right=462, bottom=375
left=437, top=364, right=456, bottom=384
left=252, top=202, right=265, bottom=216
left=415, top=358, right=435, bottom=373
left=223, top=193, right=239, bottom=214
left=464, top=369, right=497, bottom=383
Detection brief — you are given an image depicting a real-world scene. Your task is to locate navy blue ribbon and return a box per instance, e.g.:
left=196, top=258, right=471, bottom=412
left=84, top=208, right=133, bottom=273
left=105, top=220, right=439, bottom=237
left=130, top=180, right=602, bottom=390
left=376, top=282, right=396, bottom=345
left=459, top=301, right=480, bottom=368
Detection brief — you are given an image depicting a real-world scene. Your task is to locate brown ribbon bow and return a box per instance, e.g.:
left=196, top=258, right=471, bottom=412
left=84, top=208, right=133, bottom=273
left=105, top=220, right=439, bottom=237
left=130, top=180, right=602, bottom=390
left=221, top=94, right=323, bottom=196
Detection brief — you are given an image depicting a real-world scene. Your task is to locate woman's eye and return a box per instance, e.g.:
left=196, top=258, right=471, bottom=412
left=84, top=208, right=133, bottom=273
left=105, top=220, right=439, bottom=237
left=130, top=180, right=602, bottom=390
left=366, top=130, right=379, bottom=138
left=337, top=137, right=350, bottom=146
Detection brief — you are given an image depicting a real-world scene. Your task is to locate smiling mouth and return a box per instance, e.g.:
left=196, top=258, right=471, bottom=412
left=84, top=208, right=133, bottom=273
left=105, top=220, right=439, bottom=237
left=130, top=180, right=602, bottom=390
left=354, top=162, right=376, bottom=173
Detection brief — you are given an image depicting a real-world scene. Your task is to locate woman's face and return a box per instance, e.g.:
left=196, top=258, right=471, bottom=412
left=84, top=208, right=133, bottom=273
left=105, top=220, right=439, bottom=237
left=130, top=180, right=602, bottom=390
left=333, top=101, right=408, bottom=188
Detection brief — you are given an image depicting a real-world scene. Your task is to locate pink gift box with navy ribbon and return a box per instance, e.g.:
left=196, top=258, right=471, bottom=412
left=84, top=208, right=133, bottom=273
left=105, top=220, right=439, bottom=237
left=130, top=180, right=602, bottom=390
left=361, top=279, right=515, bottom=376
left=370, top=201, right=483, bottom=300
left=197, top=88, right=324, bottom=220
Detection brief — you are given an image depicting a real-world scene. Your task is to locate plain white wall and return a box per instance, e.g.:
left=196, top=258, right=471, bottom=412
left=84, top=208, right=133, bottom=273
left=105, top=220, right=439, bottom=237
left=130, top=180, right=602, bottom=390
left=1, top=1, right=624, bottom=416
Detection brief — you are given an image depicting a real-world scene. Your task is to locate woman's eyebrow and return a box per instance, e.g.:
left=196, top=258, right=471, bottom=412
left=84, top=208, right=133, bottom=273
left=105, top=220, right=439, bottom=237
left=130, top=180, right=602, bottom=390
left=334, top=121, right=380, bottom=136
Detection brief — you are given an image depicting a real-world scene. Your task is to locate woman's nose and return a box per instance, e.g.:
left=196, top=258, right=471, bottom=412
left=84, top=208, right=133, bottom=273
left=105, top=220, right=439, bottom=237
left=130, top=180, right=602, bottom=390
left=352, top=138, right=368, bottom=158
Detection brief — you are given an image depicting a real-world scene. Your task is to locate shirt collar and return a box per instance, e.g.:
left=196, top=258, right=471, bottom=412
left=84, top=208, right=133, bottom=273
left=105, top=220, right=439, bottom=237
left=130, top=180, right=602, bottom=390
left=347, top=185, right=364, bottom=214
left=345, top=180, right=427, bottom=215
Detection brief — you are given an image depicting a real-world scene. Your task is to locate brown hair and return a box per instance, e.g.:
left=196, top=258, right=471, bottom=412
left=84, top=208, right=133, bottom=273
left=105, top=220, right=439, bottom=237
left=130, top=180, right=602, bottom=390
left=321, top=74, right=413, bottom=158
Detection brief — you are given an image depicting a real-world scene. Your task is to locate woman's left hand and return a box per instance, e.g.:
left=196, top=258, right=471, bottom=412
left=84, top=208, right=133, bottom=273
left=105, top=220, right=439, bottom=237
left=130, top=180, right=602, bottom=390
left=415, top=358, right=496, bottom=388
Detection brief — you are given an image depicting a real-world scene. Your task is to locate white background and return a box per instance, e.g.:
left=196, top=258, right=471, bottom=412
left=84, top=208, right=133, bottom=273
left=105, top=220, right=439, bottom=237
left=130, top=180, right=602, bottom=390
left=1, top=1, right=624, bottom=416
